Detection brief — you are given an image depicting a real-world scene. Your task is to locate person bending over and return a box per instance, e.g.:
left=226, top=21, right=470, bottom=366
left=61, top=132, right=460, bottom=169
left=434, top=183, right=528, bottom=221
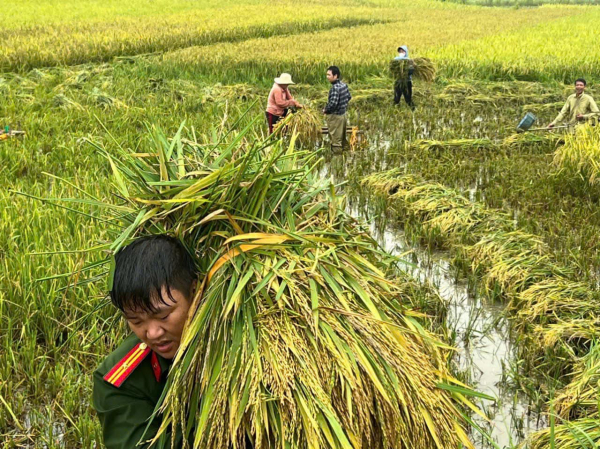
left=266, top=73, right=302, bottom=134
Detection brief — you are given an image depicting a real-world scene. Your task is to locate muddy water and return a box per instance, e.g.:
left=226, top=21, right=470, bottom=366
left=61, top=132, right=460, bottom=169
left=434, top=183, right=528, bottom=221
left=370, top=221, right=545, bottom=449
left=319, top=133, right=544, bottom=447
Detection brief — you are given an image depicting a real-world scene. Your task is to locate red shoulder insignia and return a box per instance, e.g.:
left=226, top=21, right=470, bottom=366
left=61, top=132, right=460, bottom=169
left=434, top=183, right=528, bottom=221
left=104, top=342, right=151, bottom=387
left=150, top=352, right=162, bottom=382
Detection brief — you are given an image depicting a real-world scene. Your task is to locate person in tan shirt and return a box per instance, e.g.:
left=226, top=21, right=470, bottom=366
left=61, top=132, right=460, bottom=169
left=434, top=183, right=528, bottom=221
left=266, top=73, right=302, bottom=134
left=548, top=78, right=599, bottom=128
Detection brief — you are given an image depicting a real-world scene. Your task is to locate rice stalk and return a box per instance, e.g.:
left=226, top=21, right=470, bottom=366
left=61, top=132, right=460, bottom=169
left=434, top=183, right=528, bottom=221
left=516, top=280, right=600, bottom=328
left=275, top=106, right=322, bottom=145
left=409, top=133, right=558, bottom=153
left=389, top=58, right=435, bottom=85
left=554, top=342, right=600, bottom=420
left=553, top=124, right=600, bottom=185
left=464, top=231, right=573, bottom=300
left=523, top=418, right=600, bottom=449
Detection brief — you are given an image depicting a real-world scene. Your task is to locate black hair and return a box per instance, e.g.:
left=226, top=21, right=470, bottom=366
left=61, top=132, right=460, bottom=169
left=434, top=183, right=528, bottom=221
left=110, top=235, right=197, bottom=314
left=397, top=47, right=405, bottom=53
left=575, top=78, right=587, bottom=86
left=327, top=66, right=341, bottom=79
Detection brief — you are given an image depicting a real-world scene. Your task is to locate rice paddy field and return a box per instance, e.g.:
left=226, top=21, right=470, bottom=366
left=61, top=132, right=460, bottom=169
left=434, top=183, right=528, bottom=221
left=2, top=0, right=600, bottom=447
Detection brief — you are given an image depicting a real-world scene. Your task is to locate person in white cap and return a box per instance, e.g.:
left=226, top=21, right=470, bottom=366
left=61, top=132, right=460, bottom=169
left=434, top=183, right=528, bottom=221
left=266, top=73, right=302, bottom=134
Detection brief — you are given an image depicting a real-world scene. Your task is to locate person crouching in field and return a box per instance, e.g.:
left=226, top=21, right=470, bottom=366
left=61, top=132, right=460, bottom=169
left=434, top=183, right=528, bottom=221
left=548, top=78, right=599, bottom=128
left=393, top=45, right=415, bottom=110
left=323, top=65, right=352, bottom=153
left=266, top=73, right=302, bottom=134
left=93, top=236, right=196, bottom=448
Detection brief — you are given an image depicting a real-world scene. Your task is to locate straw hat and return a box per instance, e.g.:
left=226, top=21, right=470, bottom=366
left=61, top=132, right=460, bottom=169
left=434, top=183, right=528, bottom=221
left=274, top=73, right=295, bottom=85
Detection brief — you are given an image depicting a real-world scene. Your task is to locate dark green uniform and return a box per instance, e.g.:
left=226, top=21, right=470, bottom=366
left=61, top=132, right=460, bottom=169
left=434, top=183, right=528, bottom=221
left=93, top=334, right=179, bottom=449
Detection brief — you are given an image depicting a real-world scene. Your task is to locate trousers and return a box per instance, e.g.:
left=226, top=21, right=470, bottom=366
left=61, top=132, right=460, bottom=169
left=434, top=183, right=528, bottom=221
left=394, top=81, right=414, bottom=108
left=326, top=113, right=347, bottom=149
left=266, top=110, right=288, bottom=134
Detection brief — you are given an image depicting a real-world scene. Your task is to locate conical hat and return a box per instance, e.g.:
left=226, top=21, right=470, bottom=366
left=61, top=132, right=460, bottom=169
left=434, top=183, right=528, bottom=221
left=274, top=73, right=295, bottom=85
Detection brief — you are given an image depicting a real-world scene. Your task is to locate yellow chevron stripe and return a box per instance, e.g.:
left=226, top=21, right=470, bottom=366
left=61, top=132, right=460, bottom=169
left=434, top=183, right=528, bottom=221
left=107, top=347, right=143, bottom=384
left=107, top=346, right=145, bottom=384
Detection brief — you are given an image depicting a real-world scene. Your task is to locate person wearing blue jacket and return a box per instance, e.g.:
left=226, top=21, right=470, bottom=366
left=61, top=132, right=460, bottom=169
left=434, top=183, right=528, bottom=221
left=394, top=46, right=415, bottom=110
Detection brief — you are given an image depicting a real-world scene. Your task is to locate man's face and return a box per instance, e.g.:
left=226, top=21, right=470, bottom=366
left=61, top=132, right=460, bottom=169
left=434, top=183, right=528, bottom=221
left=326, top=70, right=337, bottom=83
left=124, top=285, right=193, bottom=359
left=575, top=81, right=586, bottom=95
left=399, top=50, right=406, bottom=57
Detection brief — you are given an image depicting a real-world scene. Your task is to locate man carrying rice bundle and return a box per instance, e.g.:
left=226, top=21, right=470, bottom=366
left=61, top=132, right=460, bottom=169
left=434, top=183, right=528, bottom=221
left=548, top=78, right=599, bottom=128
left=92, top=236, right=194, bottom=448
left=265, top=73, right=302, bottom=134
left=87, top=123, right=477, bottom=449
left=393, top=45, right=416, bottom=110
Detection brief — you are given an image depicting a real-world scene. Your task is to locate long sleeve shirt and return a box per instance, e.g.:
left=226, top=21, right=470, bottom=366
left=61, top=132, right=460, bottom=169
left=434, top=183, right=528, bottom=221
left=324, top=80, right=352, bottom=115
left=93, top=334, right=179, bottom=448
left=266, top=84, right=296, bottom=117
left=550, top=93, right=599, bottom=126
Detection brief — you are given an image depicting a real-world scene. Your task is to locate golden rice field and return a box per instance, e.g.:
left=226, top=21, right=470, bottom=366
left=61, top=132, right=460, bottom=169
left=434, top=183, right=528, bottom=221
left=2, top=0, right=600, bottom=447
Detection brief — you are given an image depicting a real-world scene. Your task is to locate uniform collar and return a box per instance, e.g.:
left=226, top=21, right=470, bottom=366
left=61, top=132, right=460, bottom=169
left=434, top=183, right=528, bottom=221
left=156, top=352, right=173, bottom=380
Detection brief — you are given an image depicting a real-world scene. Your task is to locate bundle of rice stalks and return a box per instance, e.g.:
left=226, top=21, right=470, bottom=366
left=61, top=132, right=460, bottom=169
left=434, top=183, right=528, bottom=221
left=413, top=58, right=436, bottom=83
left=389, top=58, right=435, bottom=84
left=360, top=170, right=420, bottom=198
left=514, top=280, right=600, bottom=360
left=347, top=88, right=389, bottom=105
left=361, top=170, right=506, bottom=239
left=536, top=320, right=600, bottom=357
left=274, top=106, right=322, bottom=146
left=522, top=101, right=564, bottom=112
left=554, top=342, right=600, bottom=420
left=60, top=65, right=113, bottom=89
left=516, top=280, right=599, bottom=328
left=503, top=132, right=561, bottom=149
left=464, top=231, right=572, bottom=299
left=523, top=418, right=600, bottom=449
left=29, top=68, right=50, bottom=82
left=553, top=123, right=600, bottom=185
left=60, top=123, right=478, bottom=448
left=442, top=82, right=479, bottom=96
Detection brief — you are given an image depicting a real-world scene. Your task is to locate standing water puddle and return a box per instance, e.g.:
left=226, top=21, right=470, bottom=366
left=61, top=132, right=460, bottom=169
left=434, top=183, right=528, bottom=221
left=320, top=158, right=544, bottom=448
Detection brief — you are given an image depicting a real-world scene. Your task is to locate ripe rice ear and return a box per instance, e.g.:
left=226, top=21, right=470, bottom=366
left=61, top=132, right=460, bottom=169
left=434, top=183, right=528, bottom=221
left=275, top=106, right=322, bottom=145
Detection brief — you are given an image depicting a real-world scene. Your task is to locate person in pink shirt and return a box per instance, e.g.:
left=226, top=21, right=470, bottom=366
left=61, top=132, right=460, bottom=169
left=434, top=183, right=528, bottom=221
left=266, top=73, right=302, bottom=134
